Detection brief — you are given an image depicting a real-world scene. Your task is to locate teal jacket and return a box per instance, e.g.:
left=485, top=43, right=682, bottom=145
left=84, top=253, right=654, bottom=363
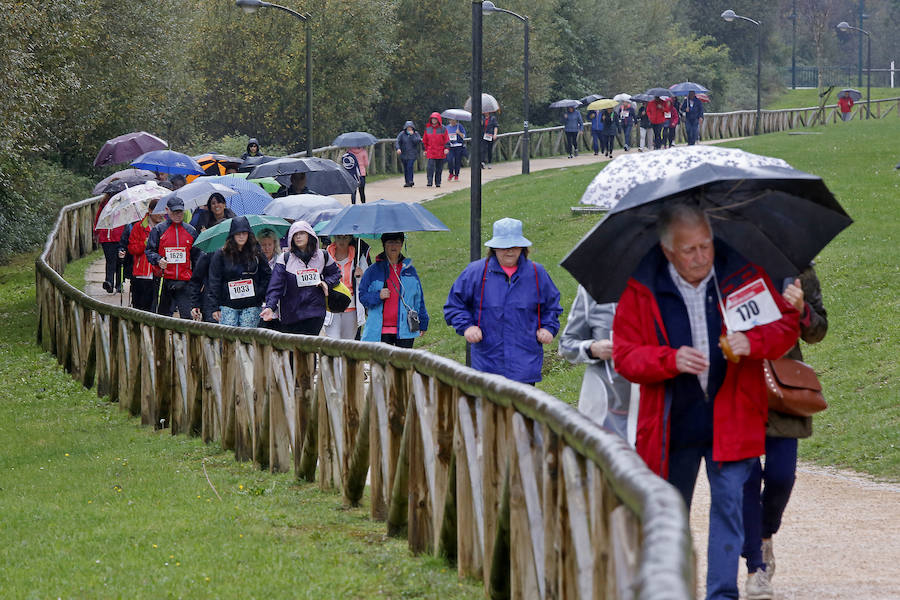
left=359, top=254, right=429, bottom=341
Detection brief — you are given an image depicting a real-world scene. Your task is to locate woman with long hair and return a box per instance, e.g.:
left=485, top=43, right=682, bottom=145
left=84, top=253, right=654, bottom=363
left=190, top=192, right=235, bottom=232
left=206, top=217, right=271, bottom=327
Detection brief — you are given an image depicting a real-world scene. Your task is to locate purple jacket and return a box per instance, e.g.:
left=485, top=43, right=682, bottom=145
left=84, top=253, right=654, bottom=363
left=263, top=221, right=340, bottom=324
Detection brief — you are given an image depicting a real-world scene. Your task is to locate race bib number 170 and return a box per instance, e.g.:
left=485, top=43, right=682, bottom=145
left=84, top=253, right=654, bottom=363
left=724, top=278, right=782, bottom=332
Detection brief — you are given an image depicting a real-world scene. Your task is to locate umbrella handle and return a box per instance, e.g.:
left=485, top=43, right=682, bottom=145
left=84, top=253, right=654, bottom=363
left=719, top=334, right=741, bottom=363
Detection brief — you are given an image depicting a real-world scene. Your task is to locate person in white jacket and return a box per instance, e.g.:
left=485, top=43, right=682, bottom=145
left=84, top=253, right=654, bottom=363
left=324, top=234, right=369, bottom=339
left=558, top=286, right=634, bottom=442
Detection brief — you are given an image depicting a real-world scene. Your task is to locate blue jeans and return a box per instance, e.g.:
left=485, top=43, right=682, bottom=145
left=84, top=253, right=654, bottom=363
left=622, top=123, right=634, bottom=148
left=402, top=158, right=416, bottom=184
left=426, top=158, right=445, bottom=185
left=668, top=446, right=755, bottom=600
left=220, top=305, right=261, bottom=328
left=685, top=120, right=700, bottom=145
left=447, top=147, right=464, bottom=175
left=742, top=436, right=798, bottom=572
left=591, top=130, right=602, bottom=153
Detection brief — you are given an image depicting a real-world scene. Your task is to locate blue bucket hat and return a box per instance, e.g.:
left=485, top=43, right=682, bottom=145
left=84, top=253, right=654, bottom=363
left=484, top=217, right=532, bottom=248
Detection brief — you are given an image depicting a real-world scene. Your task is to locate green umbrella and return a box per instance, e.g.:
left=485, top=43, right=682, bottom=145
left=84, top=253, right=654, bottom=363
left=229, top=172, right=282, bottom=194
left=193, top=215, right=291, bottom=252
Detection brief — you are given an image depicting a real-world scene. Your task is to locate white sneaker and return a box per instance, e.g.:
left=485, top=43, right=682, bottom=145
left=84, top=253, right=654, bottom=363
left=762, top=538, right=776, bottom=578
left=746, top=569, right=773, bottom=600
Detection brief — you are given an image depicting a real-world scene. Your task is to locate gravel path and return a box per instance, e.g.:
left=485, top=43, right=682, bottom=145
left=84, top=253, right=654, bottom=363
left=690, top=461, right=900, bottom=599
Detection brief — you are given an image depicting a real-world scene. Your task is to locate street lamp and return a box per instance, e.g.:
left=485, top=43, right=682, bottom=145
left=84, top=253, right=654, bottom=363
left=837, top=21, right=872, bottom=119
left=722, top=10, right=762, bottom=135
left=789, top=0, right=797, bottom=89
left=470, top=1, right=483, bottom=265
left=236, top=0, right=314, bottom=156
left=482, top=1, right=530, bottom=175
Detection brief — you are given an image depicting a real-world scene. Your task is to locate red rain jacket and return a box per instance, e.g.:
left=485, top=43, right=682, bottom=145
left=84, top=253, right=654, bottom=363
left=422, top=112, right=450, bottom=159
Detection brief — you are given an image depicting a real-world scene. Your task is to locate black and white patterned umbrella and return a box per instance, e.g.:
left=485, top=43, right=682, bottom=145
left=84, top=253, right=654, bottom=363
left=579, top=146, right=792, bottom=209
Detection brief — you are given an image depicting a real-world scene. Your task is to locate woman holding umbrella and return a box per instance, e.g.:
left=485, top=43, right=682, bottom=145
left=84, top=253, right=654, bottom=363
left=358, top=232, right=429, bottom=348
left=324, top=234, right=369, bottom=340
left=444, top=218, right=563, bottom=384
left=206, top=217, right=271, bottom=328
left=260, top=220, right=340, bottom=335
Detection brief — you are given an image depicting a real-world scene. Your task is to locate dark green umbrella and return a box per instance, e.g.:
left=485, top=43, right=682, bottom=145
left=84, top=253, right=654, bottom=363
left=193, top=215, right=291, bottom=252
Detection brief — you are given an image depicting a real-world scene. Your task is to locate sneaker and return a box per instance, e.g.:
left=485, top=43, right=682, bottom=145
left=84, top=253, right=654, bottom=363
left=574, top=150, right=578, bottom=157
left=745, top=569, right=773, bottom=600
left=435, top=183, right=440, bottom=187
left=593, top=151, right=599, bottom=156
left=102, top=281, right=113, bottom=293
left=486, top=164, right=491, bottom=169
left=762, top=538, right=776, bottom=578
left=426, top=183, right=433, bottom=187
left=403, top=183, right=412, bottom=188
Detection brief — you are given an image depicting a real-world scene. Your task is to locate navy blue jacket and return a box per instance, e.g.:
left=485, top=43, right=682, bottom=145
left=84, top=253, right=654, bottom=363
left=680, top=97, right=704, bottom=123
left=395, top=122, right=422, bottom=161
left=207, top=248, right=271, bottom=311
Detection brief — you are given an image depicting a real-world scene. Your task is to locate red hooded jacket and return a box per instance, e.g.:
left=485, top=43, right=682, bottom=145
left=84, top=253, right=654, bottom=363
left=612, top=244, right=799, bottom=477
left=422, top=112, right=450, bottom=159
left=645, top=98, right=671, bottom=126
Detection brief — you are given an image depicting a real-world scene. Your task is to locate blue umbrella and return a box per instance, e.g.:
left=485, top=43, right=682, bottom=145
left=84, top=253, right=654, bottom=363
left=196, top=175, right=274, bottom=215
left=332, top=131, right=378, bottom=147
left=318, top=199, right=449, bottom=236
left=668, top=82, right=710, bottom=96
left=130, top=150, right=205, bottom=175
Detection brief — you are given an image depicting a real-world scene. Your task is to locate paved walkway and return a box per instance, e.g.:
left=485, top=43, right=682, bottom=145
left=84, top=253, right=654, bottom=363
left=82, top=143, right=900, bottom=600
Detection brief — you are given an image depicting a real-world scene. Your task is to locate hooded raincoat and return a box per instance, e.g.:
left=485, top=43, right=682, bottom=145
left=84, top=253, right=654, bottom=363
left=444, top=253, right=563, bottom=384
left=263, top=221, right=340, bottom=325
left=422, top=112, right=449, bottom=159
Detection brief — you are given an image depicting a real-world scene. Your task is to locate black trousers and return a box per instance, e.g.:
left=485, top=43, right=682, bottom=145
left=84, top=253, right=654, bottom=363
left=426, top=158, right=445, bottom=185
left=381, top=333, right=414, bottom=348
left=131, top=277, right=160, bottom=312
left=279, top=316, right=325, bottom=336
left=101, top=242, right=122, bottom=290
left=652, top=124, right=664, bottom=150
left=157, top=279, right=192, bottom=319
left=565, top=131, right=578, bottom=155
left=351, top=175, right=366, bottom=204
left=484, top=140, right=494, bottom=164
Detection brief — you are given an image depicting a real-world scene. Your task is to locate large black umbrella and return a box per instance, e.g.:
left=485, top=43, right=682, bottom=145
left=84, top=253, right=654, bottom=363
left=561, top=163, right=852, bottom=304
left=579, top=94, right=604, bottom=105
left=644, top=87, right=672, bottom=98
left=247, top=156, right=359, bottom=195
left=237, top=155, right=277, bottom=173
left=332, top=131, right=378, bottom=147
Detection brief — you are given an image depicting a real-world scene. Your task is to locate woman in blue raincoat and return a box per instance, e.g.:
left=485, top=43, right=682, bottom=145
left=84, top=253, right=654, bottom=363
left=359, top=232, right=429, bottom=348
left=444, top=218, right=563, bottom=384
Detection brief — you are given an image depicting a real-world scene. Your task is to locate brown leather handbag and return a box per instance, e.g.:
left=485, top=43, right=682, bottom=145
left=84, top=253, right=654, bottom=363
left=763, top=358, right=827, bottom=417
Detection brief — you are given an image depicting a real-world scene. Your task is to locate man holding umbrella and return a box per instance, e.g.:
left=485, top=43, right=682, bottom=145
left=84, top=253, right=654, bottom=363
left=681, top=91, right=705, bottom=146
left=612, top=203, right=799, bottom=600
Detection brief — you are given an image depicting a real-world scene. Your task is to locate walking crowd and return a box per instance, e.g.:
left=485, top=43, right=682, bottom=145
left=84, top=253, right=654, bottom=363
left=92, top=89, right=841, bottom=600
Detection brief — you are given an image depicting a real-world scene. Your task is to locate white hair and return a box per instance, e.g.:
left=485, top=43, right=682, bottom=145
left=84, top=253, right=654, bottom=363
left=657, top=203, right=712, bottom=250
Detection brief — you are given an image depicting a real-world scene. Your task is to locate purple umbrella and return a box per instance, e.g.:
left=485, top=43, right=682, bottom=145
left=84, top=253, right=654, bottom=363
left=93, top=131, right=168, bottom=168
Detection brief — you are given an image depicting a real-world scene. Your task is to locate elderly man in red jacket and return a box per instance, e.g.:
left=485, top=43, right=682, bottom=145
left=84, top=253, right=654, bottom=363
left=612, top=203, right=799, bottom=600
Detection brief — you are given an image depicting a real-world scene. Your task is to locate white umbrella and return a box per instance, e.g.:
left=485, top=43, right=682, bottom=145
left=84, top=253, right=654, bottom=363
left=613, top=93, right=632, bottom=102
left=464, top=93, right=500, bottom=113
left=579, top=146, right=791, bottom=209
left=95, top=181, right=169, bottom=230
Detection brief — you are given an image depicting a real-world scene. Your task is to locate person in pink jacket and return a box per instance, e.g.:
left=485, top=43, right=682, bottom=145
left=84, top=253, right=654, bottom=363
left=350, top=146, right=369, bottom=203
left=422, top=112, right=449, bottom=187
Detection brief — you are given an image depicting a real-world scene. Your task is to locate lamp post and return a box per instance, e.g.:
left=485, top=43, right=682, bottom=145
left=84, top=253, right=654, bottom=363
left=722, top=10, right=762, bottom=135
left=789, top=0, right=797, bottom=89
left=482, top=1, right=530, bottom=175
left=236, top=0, right=313, bottom=156
left=837, top=21, right=872, bottom=119
left=470, top=1, right=483, bottom=264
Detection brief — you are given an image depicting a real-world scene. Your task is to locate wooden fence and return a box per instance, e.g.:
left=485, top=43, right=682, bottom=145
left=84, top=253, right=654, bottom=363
left=36, top=195, right=694, bottom=600
left=303, top=97, right=900, bottom=174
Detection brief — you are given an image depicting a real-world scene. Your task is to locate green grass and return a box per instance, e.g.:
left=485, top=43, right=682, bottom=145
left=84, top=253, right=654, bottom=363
left=0, top=254, right=481, bottom=598
left=766, top=87, right=900, bottom=110
left=410, top=118, right=898, bottom=480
